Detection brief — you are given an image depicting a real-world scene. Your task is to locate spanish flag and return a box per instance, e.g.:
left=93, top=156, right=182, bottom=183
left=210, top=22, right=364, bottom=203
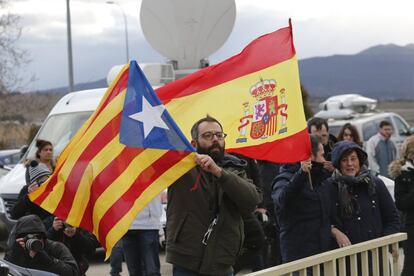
left=30, top=61, right=197, bottom=259
left=158, top=19, right=310, bottom=162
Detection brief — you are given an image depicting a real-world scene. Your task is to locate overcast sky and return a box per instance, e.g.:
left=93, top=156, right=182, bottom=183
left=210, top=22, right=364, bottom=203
left=5, top=0, right=414, bottom=92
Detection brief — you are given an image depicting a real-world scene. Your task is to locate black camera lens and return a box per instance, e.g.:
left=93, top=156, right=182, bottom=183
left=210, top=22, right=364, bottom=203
left=26, top=238, right=43, bottom=252
left=24, top=234, right=44, bottom=252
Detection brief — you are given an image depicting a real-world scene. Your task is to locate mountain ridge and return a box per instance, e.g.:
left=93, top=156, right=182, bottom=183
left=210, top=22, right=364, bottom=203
left=298, top=43, right=414, bottom=99
left=31, top=43, right=414, bottom=100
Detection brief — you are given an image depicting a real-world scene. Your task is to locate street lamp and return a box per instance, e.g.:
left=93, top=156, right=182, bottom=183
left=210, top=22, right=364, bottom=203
left=106, top=1, right=130, bottom=63
left=66, top=0, right=74, bottom=92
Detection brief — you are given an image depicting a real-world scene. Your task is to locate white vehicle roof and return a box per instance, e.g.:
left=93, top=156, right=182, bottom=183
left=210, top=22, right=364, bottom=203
left=0, top=88, right=107, bottom=195
left=327, top=111, right=396, bottom=127
left=49, top=88, right=107, bottom=115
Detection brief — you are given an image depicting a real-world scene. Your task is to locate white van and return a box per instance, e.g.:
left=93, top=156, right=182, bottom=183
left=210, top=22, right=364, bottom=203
left=314, top=94, right=413, bottom=149
left=0, top=63, right=174, bottom=248
left=0, top=88, right=106, bottom=246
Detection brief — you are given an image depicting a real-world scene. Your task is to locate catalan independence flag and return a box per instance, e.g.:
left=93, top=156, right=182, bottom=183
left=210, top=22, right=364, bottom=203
left=29, top=61, right=197, bottom=259
left=158, top=20, right=310, bottom=162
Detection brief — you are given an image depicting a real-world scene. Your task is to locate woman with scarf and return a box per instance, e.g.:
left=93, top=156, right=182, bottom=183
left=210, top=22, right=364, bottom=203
left=324, top=141, right=400, bottom=275
left=389, top=135, right=414, bottom=276
left=326, top=141, right=400, bottom=247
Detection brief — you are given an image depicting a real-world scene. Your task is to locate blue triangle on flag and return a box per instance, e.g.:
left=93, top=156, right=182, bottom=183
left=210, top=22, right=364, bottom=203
left=120, top=61, right=195, bottom=152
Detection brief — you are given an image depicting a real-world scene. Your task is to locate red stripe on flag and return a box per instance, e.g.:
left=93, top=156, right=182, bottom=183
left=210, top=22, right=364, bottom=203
left=32, top=164, right=63, bottom=205
left=97, top=150, right=191, bottom=248
left=78, top=147, right=145, bottom=231
left=227, top=128, right=310, bottom=163
left=36, top=113, right=123, bottom=217
left=156, top=26, right=294, bottom=103
left=34, top=71, right=128, bottom=207
left=87, top=69, right=128, bottom=129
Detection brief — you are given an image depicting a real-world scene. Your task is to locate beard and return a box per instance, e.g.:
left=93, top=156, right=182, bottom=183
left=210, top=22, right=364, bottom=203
left=197, top=142, right=225, bottom=162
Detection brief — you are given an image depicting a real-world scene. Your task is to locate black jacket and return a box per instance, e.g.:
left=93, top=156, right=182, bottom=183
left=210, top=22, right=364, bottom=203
left=272, top=163, right=332, bottom=262
left=326, top=141, right=400, bottom=245
left=166, top=154, right=262, bottom=275
left=230, top=154, right=266, bottom=250
left=47, top=226, right=99, bottom=275
left=11, top=184, right=53, bottom=224
left=5, top=215, right=79, bottom=276
left=325, top=173, right=400, bottom=244
left=390, top=160, right=414, bottom=227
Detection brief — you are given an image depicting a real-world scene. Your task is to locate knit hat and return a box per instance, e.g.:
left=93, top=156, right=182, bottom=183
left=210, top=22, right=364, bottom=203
left=28, top=160, right=51, bottom=185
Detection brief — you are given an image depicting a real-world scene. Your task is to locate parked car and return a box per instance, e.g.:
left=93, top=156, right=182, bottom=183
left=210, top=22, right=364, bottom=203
left=0, top=149, right=21, bottom=168
left=0, top=259, right=57, bottom=276
left=0, top=165, right=10, bottom=179
left=314, top=94, right=413, bottom=149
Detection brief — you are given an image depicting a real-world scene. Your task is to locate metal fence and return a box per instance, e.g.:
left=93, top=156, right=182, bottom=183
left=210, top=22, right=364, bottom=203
left=247, top=233, right=407, bottom=276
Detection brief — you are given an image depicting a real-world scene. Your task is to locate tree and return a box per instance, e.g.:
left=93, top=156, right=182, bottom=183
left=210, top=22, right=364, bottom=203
left=301, top=85, right=314, bottom=120
left=0, top=0, right=28, bottom=93
left=27, top=124, right=40, bottom=145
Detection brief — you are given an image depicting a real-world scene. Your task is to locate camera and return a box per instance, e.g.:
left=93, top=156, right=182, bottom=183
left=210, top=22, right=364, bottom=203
left=23, top=234, right=44, bottom=252
left=62, top=222, right=72, bottom=230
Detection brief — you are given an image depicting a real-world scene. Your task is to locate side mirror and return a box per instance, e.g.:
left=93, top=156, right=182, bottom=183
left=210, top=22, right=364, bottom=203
left=20, top=145, right=28, bottom=159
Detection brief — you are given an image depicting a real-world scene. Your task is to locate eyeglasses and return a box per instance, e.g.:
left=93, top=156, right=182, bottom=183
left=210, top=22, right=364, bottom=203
left=199, top=132, right=227, bottom=140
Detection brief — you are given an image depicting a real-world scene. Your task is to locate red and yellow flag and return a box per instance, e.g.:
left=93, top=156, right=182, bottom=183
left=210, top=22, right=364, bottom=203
left=29, top=64, right=197, bottom=259
left=29, top=21, right=309, bottom=259
left=158, top=20, right=310, bottom=162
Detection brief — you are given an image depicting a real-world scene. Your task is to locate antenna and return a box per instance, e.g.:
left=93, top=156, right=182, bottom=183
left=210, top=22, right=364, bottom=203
left=140, top=0, right=236, bottom=69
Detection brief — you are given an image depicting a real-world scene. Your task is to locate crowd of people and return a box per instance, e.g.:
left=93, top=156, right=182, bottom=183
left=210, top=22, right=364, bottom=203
left=3, top=115, right=413, bottom=276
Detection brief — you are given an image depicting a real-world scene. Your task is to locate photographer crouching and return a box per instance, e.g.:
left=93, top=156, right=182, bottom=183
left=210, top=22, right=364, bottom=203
left=4, top=214, right=79, bottom=276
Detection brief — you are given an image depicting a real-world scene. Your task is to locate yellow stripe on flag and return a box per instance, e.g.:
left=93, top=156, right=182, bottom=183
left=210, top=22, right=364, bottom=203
left=91, top=148, right=167, bottom=237
left=66, top=135, right=126, bottom=226
left=30, top=90, right=126, bottom=205
left=57, top=64, right=129, bottom=168
left=104, top=152, right=197, bottom=259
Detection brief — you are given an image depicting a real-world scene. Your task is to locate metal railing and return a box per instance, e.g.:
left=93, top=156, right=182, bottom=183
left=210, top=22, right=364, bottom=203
left=247, top=233, right=407, bottom=276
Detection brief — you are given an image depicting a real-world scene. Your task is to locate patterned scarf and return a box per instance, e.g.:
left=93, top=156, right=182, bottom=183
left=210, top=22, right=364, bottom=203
left=333, top=168, right=376, bottom=218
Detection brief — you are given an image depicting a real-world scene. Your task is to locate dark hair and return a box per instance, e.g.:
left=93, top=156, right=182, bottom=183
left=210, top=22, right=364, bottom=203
left=190, top=115, right=223, bottom=140
left=339, top=148, right=366, bottom=167
left=307, top=117, right=329, bottom=133
left=309, top=134, right=321, bottom=157
left=35, top=139, right=52, bottom=159
left=379, top=120, right=392, bottom=128
left=337, top=123, right=363, bottom=146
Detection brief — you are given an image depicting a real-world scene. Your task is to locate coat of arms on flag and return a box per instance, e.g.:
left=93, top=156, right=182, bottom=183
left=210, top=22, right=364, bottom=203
left=236, top=78, right=289, bottom=143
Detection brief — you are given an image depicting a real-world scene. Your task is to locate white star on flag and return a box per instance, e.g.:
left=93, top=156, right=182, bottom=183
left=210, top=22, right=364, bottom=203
left=129, top=96, right=169, bottom=138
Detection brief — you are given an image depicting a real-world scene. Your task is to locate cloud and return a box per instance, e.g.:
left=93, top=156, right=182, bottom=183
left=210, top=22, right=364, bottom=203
left=7, top=0, right=414, bottom=91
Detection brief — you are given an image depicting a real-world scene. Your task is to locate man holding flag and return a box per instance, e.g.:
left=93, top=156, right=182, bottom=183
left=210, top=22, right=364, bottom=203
left=166, top=115, right=262, bottom=276
left=29, top=20, right=310, bottom=271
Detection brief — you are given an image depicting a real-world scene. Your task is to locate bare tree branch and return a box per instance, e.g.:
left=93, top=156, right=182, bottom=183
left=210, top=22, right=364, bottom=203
left=0, top=0, right=30, bottom=93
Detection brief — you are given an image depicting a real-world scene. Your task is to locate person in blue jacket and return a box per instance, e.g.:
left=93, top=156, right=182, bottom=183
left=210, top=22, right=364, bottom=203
left=326, top=141, right=400, bottom=248
left=272, top=135, right=332, bottom=263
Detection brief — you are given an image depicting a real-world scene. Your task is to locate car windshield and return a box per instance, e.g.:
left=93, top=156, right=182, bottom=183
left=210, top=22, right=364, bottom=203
left=328, top=125, right=341, bottom=137
left=0, top=151, right=21, bottom=166
left=393, top=115, right=410, bottom=136
left=25, top=111, right=93, bottom=160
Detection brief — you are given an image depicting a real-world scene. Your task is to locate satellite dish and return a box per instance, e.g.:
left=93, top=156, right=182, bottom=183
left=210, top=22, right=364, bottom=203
left=140, top=0, right=236, bottom=69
